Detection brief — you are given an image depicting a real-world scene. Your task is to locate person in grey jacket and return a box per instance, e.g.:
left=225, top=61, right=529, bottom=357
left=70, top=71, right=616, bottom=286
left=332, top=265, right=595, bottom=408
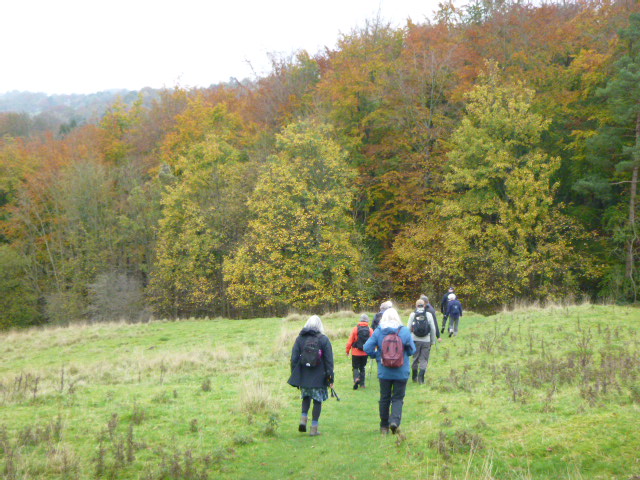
left=408, top=298, right=441, bottom=384
left=287, top=315, right=334, bottom=436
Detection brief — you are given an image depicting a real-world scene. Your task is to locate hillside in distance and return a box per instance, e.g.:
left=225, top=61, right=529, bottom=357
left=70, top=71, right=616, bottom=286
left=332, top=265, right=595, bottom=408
left=0, top=88, right=162, bottom=137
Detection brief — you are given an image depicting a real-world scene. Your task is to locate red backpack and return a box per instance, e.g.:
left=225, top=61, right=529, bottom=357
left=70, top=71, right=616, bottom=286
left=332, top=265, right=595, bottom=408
left=381, top=326, right=405, bottom=368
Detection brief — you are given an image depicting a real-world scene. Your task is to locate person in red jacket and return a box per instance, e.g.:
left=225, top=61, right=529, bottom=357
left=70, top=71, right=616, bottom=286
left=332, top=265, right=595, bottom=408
left=346, top=314, right=374, bottom=390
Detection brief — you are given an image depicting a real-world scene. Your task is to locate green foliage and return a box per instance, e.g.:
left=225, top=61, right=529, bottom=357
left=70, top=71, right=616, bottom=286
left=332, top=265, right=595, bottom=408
left=581, top=13, right=640, bottom=300
left=0, top=245, right=40, bottom=328
left=224, top=121, right=371, bottom=312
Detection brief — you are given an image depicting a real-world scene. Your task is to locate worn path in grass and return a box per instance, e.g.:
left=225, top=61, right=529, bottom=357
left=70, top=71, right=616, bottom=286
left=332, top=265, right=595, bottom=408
left=0, top=304, right=638, bottom=479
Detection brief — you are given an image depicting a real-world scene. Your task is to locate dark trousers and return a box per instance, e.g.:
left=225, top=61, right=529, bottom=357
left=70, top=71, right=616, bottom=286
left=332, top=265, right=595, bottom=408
left=378, top=379, right=407, bottom=428
left=351, top=354, right=368, bottom=386
left=301, top=397, right=322, bottom=421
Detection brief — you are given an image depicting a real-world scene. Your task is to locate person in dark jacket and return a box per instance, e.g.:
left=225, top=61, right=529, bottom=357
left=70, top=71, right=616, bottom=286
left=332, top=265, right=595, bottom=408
left=287, top=315, right=334, bottom=436
left=363, top=308, right=416, bottom=435
left=420, top=294, right=440, bottom=334
left=440, top=287, right=455, bottom=333
left=446, top=294, right=463, bottom=337
left=346, top=313, right=374, bottom=390
left=371, top=300, right=393, bottom=331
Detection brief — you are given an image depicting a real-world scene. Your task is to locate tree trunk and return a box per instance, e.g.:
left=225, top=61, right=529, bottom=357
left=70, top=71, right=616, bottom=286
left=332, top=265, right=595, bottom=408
left=626, top=112, right=640, bottom=300
left=626, top=164, right=637, bottom=278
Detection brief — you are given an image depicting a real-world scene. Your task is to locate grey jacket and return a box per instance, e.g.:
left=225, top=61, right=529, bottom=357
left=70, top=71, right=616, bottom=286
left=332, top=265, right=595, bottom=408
left=407, top=309, right=438, bottom=344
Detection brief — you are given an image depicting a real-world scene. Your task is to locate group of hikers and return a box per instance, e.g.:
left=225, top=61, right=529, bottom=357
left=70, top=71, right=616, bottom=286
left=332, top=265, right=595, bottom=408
left=287, top=289, right=464, bottom=436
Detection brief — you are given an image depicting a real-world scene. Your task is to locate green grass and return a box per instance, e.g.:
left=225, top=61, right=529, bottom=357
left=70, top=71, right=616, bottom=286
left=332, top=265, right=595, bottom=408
left=0, top=304, right=639, bottom=479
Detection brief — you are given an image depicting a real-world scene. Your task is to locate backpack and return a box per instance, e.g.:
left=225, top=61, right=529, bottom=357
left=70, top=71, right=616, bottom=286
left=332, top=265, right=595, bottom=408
left=353, top=325, right=370, bottom=350
left=300, top=336, right=322, bottom=367
left=449, top=301, right=461, bottom=317
left=381, top=327, right=405, bottom=368
left=412, top=309, right=430, bottom=337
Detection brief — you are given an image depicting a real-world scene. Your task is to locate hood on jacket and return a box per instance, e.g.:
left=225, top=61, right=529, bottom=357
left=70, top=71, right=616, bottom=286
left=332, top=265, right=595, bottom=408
left=379, top=325, right=403, bottom=335
left=299, top=327, right=321, bottom=337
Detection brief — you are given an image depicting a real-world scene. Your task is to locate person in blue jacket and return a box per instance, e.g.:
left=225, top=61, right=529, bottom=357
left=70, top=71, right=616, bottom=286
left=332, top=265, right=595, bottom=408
left=446, top=294, right=463, bottom=337
left=363, top=307, right=416, bottom=435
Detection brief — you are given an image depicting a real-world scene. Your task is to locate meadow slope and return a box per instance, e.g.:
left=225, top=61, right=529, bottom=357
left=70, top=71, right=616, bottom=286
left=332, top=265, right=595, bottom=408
left=0, top=304, right=638, bottom=479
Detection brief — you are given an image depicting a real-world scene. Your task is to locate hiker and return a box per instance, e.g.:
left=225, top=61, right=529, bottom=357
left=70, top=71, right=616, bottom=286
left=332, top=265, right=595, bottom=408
left=371, top=300, right=393, bottom=331
left=408, top=298, right=441, bottom=384
left=446, top=294, right=464, bottom=337
left=420, top=294, right=440, bottom=335
left=440, top=287, right=455, bottom=333
left=287, top=315, right=335, bottom=436
left=346, top=313, right=374, bottom=390
left=363, top=307, right=416, bottom=435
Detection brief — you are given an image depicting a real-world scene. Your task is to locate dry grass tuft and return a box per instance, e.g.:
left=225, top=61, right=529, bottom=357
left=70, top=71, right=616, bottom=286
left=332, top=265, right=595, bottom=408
left=274, top=327, right=298, bottom=355
left=325, top=327, right=351, bottom=341
left=502, top=296, right=592, bottom=314
left=46, top=443, right=80, bottom=476
left=283, top=313, right=306, bottom=323
left=238, top=378, right=281, bottom=414
left=323, top=310, right=358, bottom=319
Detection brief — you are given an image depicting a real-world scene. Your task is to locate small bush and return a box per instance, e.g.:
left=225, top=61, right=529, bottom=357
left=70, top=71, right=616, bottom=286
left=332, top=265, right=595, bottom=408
left=262, top=414, right=279, bottom=437
left=131, top=403, right=146, bottom=425
left=190, top=419, right=198, bottom=433
left=232, top=434, right=254, bottom=446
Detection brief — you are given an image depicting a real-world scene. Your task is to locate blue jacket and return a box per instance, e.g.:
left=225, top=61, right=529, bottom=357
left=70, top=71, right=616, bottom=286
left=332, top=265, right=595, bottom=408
left=446, top=299, right=463, bottom=319
left=363, top=326, right=416, bottom=380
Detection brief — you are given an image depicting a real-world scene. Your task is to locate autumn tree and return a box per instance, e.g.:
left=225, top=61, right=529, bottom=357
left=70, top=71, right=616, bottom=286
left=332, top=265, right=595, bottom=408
left=148, top=104, right=252, bottom=318
left=224, top=120, right=370, bottom=313
left=396, top=64, right=596, bottom=309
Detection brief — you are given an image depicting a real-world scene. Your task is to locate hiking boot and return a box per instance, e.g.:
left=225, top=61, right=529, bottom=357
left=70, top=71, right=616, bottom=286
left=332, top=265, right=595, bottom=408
left=309, top=425, right=321, bottom=436
left=418, top=369, right=426, bottom=385
left=449, top=330, right=454, bottom=337
left=440, top=327, right=445, bottom=334
left=390, top=423, right=400, bottom=434
left=298, top=415, right=307, bottom=432
left=411, top=369, right=418, bottom=382
left=380, top=427, right=389, bottom=435
left=353, top=377, right=360, bottom=390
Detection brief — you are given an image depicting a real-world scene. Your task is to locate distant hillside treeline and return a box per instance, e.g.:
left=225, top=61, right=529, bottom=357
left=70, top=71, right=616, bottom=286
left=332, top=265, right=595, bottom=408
left=0, top=88, right=162, bottom=138
left=0, top=0, right=638, bottom=328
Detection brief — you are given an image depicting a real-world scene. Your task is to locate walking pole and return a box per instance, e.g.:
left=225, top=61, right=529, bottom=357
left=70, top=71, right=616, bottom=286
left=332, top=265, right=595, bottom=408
left=330, top=386, right=341, bottom=401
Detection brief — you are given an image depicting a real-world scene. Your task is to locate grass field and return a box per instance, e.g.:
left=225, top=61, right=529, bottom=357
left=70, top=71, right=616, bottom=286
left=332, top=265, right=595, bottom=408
left=0, top=303, right=639, bottom=479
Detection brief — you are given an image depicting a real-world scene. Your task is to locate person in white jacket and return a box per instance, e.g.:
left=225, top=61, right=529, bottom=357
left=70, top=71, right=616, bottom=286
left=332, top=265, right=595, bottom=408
left=407, top=298, right=441, bottom=384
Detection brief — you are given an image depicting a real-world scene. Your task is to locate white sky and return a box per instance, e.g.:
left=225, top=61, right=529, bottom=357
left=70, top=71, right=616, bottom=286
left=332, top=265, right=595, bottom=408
left=1, top=0, right=443, bottom=95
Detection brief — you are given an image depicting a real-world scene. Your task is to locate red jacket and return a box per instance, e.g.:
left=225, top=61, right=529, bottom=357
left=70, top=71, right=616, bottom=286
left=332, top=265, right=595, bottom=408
left=346, top=322, right=373, bottom=356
